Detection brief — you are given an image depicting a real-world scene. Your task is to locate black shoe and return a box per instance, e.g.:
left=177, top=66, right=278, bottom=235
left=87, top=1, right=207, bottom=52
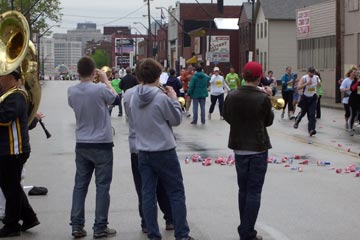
left=293, top=122, right=299, bottom=129
left=176, top=236, right=195, bottom=240
left=21, top=219, right=40, bottom=231
left=118, top=113, right=122, bottom=117
left=93, top=227, right=116, bottom=238
left=250, top=235, right=263, bottom=240
left=165, top=223, right=174, bottom=230
left=72, top=228, right=87, bottom=238
left=0, top=225, right=21, bottom=238
left=141, top=227, right=148, bottom=234
left=190, top=121, right=197, bottom=124
left=309, top=129, right=317, bottom=136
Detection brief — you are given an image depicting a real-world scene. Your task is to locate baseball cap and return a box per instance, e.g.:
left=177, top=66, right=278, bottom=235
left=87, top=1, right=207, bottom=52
left=213, top=67, right=220, bottom=72
left=243, top=62, right=263, bottom=78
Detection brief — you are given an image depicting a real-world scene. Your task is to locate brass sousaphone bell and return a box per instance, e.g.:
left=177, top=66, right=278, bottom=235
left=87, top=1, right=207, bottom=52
left=0, top=11, right=41, bottom=125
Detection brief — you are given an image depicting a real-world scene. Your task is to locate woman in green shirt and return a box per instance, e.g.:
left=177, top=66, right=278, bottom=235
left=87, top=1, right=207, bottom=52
left=109, top=73, right=123, bottom=116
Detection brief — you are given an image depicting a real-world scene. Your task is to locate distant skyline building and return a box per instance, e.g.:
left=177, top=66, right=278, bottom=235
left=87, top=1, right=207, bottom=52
left=54, top=39, right=82, bottom=74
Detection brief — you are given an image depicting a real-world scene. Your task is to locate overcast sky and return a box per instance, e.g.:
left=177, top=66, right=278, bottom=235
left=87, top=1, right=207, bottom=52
left=53, top=0, right=247, bottom=34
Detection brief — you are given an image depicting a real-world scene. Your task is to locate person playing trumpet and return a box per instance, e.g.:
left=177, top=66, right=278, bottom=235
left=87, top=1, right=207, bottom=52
left=67, top=57, right=118, bottom=239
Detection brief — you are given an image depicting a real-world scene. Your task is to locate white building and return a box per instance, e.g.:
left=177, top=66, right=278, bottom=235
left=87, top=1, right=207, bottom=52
left=54, top=39, right=82, bottom=74
left=39, top=38, right=56, bottom=78
left=54, top=23, right=105, bottom=56
left=297, top=1, right=336, bottom=98
left=254, top=0, right=331, bottom=80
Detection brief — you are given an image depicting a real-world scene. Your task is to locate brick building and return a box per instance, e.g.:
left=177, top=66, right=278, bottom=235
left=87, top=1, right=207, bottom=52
left=167, top=2, right=241, bottom=73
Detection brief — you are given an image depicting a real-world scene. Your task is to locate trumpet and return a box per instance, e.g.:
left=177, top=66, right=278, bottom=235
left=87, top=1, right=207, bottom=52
left=257, top=86, right=285, bottom=110
left=158, top=85, right=186, bottom=108
left=93, top=66, right=112, bottom=83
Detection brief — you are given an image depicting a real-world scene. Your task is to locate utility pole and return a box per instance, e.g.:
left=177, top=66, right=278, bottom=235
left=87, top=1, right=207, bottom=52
left=335, top=0, right=342, bottom=103
left=147, top=0, right=152, bottom=58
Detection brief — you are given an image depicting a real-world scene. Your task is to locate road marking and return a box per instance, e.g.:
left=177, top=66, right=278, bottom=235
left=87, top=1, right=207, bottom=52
left=257, top=222, right=291, bottom=240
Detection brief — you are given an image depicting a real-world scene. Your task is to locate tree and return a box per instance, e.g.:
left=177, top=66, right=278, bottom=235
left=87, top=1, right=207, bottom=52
left=91, top=49, right=110, bottom=68
left=0, top=0, right=62, bottom=35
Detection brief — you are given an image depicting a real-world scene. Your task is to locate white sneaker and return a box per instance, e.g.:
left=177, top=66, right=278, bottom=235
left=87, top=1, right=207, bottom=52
left=220, top=116, right=224, bottom=120
left=208, top=113, right=211, bottom=120
left=186, top=111, right=191, bottom=117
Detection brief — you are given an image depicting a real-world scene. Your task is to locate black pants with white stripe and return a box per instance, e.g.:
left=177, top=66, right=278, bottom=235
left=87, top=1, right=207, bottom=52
left=0, top=153, right=37, bottom=230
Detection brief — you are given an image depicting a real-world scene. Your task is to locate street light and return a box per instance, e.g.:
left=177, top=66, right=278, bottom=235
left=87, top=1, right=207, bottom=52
left=133, top=22, right=149, bottom=32
left=155, top=7, right=183, bottom=27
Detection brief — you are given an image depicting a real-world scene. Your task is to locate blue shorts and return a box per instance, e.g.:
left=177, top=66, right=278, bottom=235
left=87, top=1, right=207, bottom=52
left=293, top=93, right=299, bottom=101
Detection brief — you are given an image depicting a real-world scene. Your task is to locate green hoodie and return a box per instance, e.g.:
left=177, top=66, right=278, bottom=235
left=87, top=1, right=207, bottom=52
left=188, top=71, right=211, bottom=98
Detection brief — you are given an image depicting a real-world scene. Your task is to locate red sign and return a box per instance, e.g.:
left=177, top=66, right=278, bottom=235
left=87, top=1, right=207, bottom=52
left=297, top=10, right=310, bottom=36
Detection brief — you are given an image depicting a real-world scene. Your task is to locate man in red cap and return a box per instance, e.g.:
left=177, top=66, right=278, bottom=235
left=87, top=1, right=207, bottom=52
left=223, top=62, right=274, bottom=240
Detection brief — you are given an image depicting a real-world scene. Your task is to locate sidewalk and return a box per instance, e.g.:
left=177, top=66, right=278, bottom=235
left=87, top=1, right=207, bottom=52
left=320, top=96, right=343, bottom=110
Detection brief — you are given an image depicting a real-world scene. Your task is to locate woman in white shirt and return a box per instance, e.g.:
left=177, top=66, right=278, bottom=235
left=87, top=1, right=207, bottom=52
left=340, top=67, right=357, bottom=130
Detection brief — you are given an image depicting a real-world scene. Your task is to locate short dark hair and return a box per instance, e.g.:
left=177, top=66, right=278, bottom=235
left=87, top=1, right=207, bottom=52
left=77, top=57, right=95, bottom=78
left=135, top=58, right=162, bottom=84
left=308, top=66, right=315, bottom=73
left=268, top=70, right=273, bottom=74
left=126, top=67, right=131, bottom=74
left=169, top=68, right=176, bottom=76
left=195, top=64, right=203, bottom=72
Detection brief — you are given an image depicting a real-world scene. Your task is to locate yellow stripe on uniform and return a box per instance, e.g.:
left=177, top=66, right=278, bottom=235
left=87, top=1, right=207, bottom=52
left=16, top=118, right=23, bottom=153
left=8, top=125, right=14, bottom=155
left=11, top=121, right=19, bottom=154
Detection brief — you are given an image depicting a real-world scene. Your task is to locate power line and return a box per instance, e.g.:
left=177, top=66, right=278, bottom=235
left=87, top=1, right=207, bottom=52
left=98, top=4, right=146, bottom=26
left=63, top=14, right=144, bottom=19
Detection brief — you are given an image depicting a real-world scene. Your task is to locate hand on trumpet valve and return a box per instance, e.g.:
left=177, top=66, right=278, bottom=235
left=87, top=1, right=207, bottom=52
left=95, top=69, right=109, bottom=83
left=258, top=86, right=273, bottom=96
left=165, top=86, right=177, bottom=99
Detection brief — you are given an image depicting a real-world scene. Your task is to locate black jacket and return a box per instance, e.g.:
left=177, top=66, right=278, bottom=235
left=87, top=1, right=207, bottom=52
left=349, top=79, right=360, bottom=108
left=120, top=74, right=138, bottom=92
left=223, top=86, right=274, bottom=152
left=165, top=76, right=183, bottom=97
left=0, top=91, right=30, bottom=156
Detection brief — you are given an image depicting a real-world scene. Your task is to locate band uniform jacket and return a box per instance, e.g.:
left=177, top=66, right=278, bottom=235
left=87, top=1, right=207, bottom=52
left=0, top=91, right=30, bottom=156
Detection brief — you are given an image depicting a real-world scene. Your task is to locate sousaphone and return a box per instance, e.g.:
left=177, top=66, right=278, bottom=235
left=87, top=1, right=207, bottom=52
left=0, top=11, right=41, bottom=125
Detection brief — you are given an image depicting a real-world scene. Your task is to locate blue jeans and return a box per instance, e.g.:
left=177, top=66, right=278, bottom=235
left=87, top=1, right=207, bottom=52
left=138, top=149, right=190, bottom=239
left=192, top=98, right=206, bottom=124
left=130, top=153, right=173, bottom=229
left=235, top=151, right=268, bottom=240
left=70, top=147, right=113, bottom=233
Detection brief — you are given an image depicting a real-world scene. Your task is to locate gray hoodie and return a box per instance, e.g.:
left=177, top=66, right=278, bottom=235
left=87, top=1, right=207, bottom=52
left=130, top=85, right=182, bottom=152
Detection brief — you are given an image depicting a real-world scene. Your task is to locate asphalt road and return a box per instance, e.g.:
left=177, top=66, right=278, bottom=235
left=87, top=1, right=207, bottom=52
left=1, top=81, right=359, bottom=240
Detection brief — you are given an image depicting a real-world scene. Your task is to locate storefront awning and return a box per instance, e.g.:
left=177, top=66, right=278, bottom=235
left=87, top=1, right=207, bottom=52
left=186, top=56, right=198, bottom=64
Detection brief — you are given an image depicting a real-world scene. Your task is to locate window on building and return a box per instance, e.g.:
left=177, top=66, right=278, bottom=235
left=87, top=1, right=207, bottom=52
left=245, top=26, right=248, bottom=44
left=264, top=52, right=267, bottom=72
left=298, top=35, right=336, bottom=69
left=257, top=24, right=259, bottom=39
left=260, top=52, right=263, bottom=66
left=347, top=0, right=359, bottom=11
left=256, top=49, right=259, bottom=62
left=264, top=22, right=267, bottom=38
left=261, top=23, right=263, bottom=38
left=239, top=27, right=243, bottom=44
